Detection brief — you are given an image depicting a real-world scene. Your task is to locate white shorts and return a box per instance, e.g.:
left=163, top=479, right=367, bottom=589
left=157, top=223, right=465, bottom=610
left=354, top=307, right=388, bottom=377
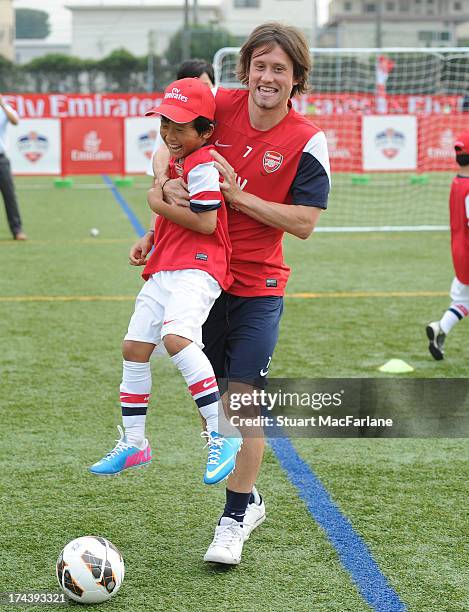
left=450, top=276, right=469, bottom=308
left=125, top=269, right=221, bottom=350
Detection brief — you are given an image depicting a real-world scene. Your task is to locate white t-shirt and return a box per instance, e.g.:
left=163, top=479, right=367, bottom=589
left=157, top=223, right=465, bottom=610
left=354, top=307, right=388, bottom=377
left=0, top=104, right=18, bottom=155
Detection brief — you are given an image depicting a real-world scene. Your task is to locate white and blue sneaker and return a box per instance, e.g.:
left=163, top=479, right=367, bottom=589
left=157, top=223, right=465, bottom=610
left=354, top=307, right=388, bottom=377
left=89, top=426, right=152, bottom=476
left=201, top=431, right=243, bottom=485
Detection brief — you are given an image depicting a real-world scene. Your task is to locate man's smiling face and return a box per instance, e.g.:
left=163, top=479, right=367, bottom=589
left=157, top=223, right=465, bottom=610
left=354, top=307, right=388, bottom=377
left=248, top=44, right=298, bottom=112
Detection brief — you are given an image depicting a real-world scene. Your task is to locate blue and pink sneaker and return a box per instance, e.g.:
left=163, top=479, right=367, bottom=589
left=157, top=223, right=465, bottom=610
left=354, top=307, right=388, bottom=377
left=89, top=426, right=152, bottom=476
left=202, top=431, right=243, bottom=485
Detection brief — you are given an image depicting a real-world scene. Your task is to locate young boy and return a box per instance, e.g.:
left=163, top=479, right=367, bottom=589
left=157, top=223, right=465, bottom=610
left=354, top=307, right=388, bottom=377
left=89, top=78, right=241, bottom=483
left=427, top=130, right=469, bottom=360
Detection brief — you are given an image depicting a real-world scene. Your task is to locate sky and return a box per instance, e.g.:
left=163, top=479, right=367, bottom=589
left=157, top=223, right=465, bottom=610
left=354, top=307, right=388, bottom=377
left=12, top=0, right=331, bottom=44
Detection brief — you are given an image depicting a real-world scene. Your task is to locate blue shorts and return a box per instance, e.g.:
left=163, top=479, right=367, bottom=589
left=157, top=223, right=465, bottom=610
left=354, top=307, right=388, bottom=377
left=202, top=292, right=284, bottom=389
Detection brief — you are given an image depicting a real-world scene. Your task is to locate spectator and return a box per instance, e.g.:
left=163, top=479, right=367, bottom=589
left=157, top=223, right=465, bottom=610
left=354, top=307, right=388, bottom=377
left=0, top=95, right=26, bottom=241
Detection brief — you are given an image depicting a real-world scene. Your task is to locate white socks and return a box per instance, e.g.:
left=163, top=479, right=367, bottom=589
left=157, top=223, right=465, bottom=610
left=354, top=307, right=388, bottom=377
left=171, top=342, right=220, bottom=434
left=120, top=360, right=151, bottom=446
left=440, top=304, right=469, bottom=335
left=119, top=343, right=222, bottom=447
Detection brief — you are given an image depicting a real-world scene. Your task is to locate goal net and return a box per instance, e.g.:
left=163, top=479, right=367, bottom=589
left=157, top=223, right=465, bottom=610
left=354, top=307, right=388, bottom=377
left=213, top=47, right=469, bottom=231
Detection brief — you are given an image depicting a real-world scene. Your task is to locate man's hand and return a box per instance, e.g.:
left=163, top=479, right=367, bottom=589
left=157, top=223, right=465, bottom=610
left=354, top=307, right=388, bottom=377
left=210, top=149, right=320, bottom=239
left=210, top=149, right=243, bottom=209
left=129, top=232, right=154, bottom=266
left=147, top=182, right=164, bottom=214
left=163, top=178, right=190, bottom=207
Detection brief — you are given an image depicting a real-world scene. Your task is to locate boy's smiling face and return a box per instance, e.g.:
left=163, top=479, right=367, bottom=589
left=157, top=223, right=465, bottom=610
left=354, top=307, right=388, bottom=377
left=160, top=116, right=213, bottom=159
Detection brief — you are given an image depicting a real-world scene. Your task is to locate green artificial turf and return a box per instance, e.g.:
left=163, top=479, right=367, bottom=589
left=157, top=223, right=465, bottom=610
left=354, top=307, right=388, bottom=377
left=0, top=176, right=467, bottom=611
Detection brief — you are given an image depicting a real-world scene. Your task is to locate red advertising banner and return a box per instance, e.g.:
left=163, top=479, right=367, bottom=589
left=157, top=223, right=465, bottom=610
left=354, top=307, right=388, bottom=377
left=296, top=94, right=464, bottom=116
left=418, top=115, right=469, bottom=171
left=3, top=93, right=164, bottom=119
left=312, top=115, right=362, bottom=172
left=4, top=93, right=467, bottom=175
left=61, top=118, right=124, bottom=175
left=4, top=92, right=466, bottom=119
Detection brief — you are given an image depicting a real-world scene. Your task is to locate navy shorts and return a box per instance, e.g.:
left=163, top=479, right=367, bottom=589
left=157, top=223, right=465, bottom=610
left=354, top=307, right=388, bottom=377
left=202, top=292, right=284, bottom=389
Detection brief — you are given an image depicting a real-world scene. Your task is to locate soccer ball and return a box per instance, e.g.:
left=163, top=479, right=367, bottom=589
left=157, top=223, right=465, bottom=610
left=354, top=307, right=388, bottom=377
left=56, top=536, right=125, bottom=604
left=89, top=228, right=100, bottom=237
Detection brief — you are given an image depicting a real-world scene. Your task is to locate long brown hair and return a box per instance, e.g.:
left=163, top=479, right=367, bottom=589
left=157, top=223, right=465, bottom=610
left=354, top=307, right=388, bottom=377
left=237, top=22, right=311, bottom=97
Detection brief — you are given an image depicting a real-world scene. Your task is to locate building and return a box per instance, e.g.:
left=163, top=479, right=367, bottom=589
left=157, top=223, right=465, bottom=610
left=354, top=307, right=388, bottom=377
left=320, top=0, right=469, bottom=47
left=15, top=40, right=72, bottom=64
left=218, top=0, right=316, bottom=40
left=0, top=0, right=15, bottom=61
left=457, top=18, right=469, bottom=44
left=66, top=1, right=219, bottom=59
left=65, top=0, right=316, bottom=60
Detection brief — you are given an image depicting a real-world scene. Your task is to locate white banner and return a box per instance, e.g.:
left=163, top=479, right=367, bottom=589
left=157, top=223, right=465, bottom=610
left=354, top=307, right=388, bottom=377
left=124, top=117, right=160, bottom=174
left=362, top=115, right=417, bottom=171
left=9, top=119, right=61, bottom=175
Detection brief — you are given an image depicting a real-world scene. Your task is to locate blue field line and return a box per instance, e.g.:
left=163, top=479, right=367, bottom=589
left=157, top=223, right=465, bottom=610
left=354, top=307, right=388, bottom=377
left=269, top=436, right=406, bottom=611
left=102, top=175, right=146, bottom=237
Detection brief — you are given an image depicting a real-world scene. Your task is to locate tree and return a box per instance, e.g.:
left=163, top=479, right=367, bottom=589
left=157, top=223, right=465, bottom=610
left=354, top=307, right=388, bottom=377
left=165, top=25, right=239, bottom=67
left=96, top=49, right=142, bottom=91
left=26, top=54, right=84, bottom=91
left=0, top=55, right=23, bottom=91
left=15, top=8, right=50, bottom=39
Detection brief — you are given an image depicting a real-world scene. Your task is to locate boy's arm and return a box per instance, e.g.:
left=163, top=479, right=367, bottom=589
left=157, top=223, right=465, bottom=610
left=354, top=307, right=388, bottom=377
left=147, top=185, right=216, bottom=234
left=129, top=175, right=157, bottom=266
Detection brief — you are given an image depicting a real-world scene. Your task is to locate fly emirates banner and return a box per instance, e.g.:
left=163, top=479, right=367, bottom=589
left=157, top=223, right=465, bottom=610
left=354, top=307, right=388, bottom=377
left=3, top=93, right=464, bottom=175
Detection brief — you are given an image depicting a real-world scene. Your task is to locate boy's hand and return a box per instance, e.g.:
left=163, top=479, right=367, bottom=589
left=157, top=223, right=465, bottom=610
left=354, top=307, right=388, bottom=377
left=129, top=232, right=154, bottom=266
left=163, top=178, right=190, bottom=207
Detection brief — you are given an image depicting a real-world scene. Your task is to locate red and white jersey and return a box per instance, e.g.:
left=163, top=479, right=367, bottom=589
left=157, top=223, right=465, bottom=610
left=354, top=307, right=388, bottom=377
left=449, top=175, right=469, bottom=284
left=211, top=88, right=330, bottom=297
left=143, top=145, right=232, bottom=290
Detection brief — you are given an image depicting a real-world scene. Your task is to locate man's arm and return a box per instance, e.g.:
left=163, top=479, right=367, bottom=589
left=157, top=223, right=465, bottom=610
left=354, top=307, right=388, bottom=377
left=147, top=185, right=216, bottom=234
left=152, top=143, right=170, bottom=184
left=152, top=144, right=191, bottom=207
left=228, top=192, right=320, bottom=240
left=210, top=150, right=324, bottom=240
left=0, top=96, right=19, bottom=125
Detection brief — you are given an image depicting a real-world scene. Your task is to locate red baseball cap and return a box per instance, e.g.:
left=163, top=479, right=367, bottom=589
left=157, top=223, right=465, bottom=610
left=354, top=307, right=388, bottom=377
left=145, top=77, right=215, bottom=123
left=454, top=131, right=469, bottom=155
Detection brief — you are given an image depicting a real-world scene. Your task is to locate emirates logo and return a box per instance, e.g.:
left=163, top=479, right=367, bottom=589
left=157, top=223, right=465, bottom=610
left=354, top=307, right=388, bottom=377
left=71, top=131, right=113, bottom=161
left=165, top=88, right=188, bottom=103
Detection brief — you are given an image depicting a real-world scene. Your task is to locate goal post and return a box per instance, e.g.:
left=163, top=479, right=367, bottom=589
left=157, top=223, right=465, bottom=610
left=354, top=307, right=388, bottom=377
left=213, top=47, right=469, bottom=232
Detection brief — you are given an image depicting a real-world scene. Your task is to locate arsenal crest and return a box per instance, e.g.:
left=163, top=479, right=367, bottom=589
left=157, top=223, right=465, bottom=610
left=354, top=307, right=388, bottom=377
left=174, top=160, right=184, bottom=176
left=263, top=150, right=283, bottom=173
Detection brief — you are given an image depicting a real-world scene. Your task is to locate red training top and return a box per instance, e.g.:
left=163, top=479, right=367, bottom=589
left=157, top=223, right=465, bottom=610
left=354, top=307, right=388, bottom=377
left=210, top=88, right=330, bottom=297
left=143, top=145, right=232, bottom=290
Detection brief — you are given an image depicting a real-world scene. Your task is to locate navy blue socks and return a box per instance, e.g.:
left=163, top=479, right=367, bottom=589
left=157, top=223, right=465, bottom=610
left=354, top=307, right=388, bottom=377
left=221, top=489, right=251, bottom=523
